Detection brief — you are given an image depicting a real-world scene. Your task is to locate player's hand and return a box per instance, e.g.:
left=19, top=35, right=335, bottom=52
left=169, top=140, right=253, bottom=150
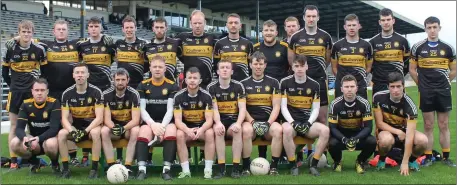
left=150, top=123, right=165, bottom=136
left=112, top=124, right=126, bottom=136
left=341, top=137, right=349, bottom=145
left=252, top=120, right=269, bottom=136
left=346, top=137, right=359, bottom=151
left=400, top=163, right=409, bottom=176
left=22, top=137, right=30, bottom=151
left=230, top=123, right=241, bottom=133
left=214, top=122, right=225, bottom=136
left=291, top=121, right=311, bottom=135
left=397, top=130, right=406, bottom=141
left=194, top=128, right=203, bottom=140
left=73, top=129, right=88, bottom=143
left=30, top=137, right=39, bottom=150
left=70, top=130, right=78, bottom=140
left=185, top=127, right=196, bottom=139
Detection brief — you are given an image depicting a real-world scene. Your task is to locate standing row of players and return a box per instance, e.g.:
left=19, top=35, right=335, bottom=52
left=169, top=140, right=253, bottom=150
left=3, top=4, right=455, bottom=179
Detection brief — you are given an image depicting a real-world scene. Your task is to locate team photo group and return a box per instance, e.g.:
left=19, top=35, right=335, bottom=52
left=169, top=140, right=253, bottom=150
left=2, top=3, right=456, bottom=182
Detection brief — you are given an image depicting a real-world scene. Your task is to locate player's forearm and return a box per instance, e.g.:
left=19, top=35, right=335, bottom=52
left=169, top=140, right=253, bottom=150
left=448, top=68, right=456, bottom=82
left=38, top=121, right=59, bottom=142
left=268, top=98, right=281, bottom=123
left=402, top=123, right=415, bottom=164
left=124, top=112, right=140, bottom=130
left=281, top=98, right=294, bottom=123
left=161, top=98, right=174, bottom=126
left=366, top=62, right=373, bottom=73
left=287, top=49, right=295, bottom=67
left=200, top=112, right=214, bottom=132
left=377, top=121, right=402, bottom=135
left=353, top=121, right=372, bottom=140
left=2, top=67, right=11, bottom=86
left=140, top=99, right=155, bottom=124
left=245, top=112, right=254, bottom=123
left=174, top=113, right=187, bottom=131
left=86, top=108, right=103, bottom=132
left=15, top=119, right=27, bottom=140
left=329, top=123, right=345, bottom=141
left=104, top=109, right=115, bottom=128
left=331, top=59, right=338, bottom=76
left=235, top=103, right=246, bottom=125
left=409, top=64, right=418, bottom=84
left=307, top=102, right=320, bottom=124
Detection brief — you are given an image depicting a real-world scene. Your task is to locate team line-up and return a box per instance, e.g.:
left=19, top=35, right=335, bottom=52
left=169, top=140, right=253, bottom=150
left=2, top=5, right=455, bottom=181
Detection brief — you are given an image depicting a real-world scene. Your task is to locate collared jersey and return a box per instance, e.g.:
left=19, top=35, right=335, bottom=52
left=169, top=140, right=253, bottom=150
left=328, top=96, right=372, bottom=131
left=372, top=90, right=418, bottom=129
left=173, top=88, right=213, bottom=126
left=331, top=38, right=373, bottom=87
left=175, top=32, right=218, bottom=85
left=115, top=38, right=148, bottom=88
left=214, top=36, right=254, bottom=81
left=137, top=78, right=179, bottom=122
left=143, top=37, right=182, bottom=82
left=38, top=39, right=80, bottom=92
left=253, top=41, right=289, bottom=80
left=61, top=83, right=104, bottom=129
left=77, top=35, right=116, bottom=89
left=207, top=80, right=246, bottom=124
left=103, top=86, right=140, bottom=125
left=241, top=75, right=281, bottom=121
left=280, top=75, right=320, bottom=122
left=2, top=42, right=47, bottom=91
left=410, top=39, right=456, bottom=90
left=369, top=32, right=410, bottom=84
left=288, top=28, right=333, bottom=79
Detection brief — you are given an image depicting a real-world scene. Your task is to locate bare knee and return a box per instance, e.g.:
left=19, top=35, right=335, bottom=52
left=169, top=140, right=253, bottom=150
left=44, top=138, right=59, bottom=153
left=282, top=123, right=294, bottom=139
left=414, top=133, right=428, bottom=148
left=242, top=122, right=253, bottom=139
left=377, top=132, right=394, bottom=149
left=101, top=126, right=111, bottom=139
left=90, top=127, right=101, bottom=140
left=138, top=125, right=152, bottom=138
left=270, top=123, right=283, bottom=138
left=128, top=126, right=140, bottom=138
left=438, top=121, right=449, bottom=131
left=10, top=137, right=21, bottom=151
left=177, top=130, right=186, bottom=141
left=205, top=129, right=215, bottom=142
left=58, top=129, right=69, bottom=141
left=165, top=124, right=177, bottom=137
left=318, top=123, right=330, bottom=138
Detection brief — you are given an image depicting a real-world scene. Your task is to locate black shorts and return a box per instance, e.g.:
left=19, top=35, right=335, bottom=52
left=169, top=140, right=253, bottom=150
left=48, top=90, right=64, bottom=102
left=6, top=91, right=32, bottom=114
left=185, top=123, right=203, bottom=129
left=315, top=77, right=329, bottom=106
left=419, top=89, right=452, bottom=112
left=372, top=82, right=388, bottom=96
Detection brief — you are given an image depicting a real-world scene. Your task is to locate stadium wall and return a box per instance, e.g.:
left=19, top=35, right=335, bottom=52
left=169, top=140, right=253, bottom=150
left=52, top=5, right=108, bottom=21
left=2, top=1, right=44, bottom=14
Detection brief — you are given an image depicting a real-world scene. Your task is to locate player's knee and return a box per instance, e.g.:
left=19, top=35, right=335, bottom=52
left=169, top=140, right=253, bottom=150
left=44, top=138, right=59, bottom=152
left=101, top=126, right=111, bottom=138
left=282, top=123, right=294, bottom=138
left=328, top=137, right=340, bottom=148
left=378, top=134, right=394, bottom=148
left=270, top=123, right=282, bottom=138
left=242, top=123, right=253, bottom=137
left=90, top=127, right=101, bottom=139
left=318, top=123, right=330, bottom=137
left=10, top=137, right=21, bottom=150
left=138, top=125, right=151, bottom=137
left=415, top=134, right=428, bottom=148
left=423, top=121, right=434, bottom=130
left=205, top=129, right=215, bottom=142
left=366, top=135, right=377, bottom=146
left=130, top=126, right=140, bottom=135
left=176, top=130, right=185, bottom=140
left=58, top=129, right=69, bottom=141
left=437, top=121, right=449, bottom=131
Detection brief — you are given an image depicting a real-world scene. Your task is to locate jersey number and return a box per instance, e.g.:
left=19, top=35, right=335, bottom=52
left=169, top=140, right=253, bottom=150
left=309, top=40, right=314, bottom=44
left=62, top=47, right=68, bottom=52
left=385, top=43, right=391, bottom=49
left=93, top=48, right=98, bottom=53
left=298, top=90, right=302, bottom=95
left=256, top=88, right=261, bottom=93
left=191, top=104, right=196, bottom=109
left=351, top=48, right=356, bottom=53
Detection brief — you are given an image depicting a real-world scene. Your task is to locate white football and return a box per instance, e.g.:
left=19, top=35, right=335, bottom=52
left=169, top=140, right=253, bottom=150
left=107, top=164, right=129, bottom=184
left=308, top=153, right=328, bottom=168
left=250, top=157, right=270, bottom=175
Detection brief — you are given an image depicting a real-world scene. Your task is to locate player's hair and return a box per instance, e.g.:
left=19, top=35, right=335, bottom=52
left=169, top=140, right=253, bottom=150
left=227, top=13, right=241, bottom=20
left=293, top=55, right=307, bottom=65
left=149, top=54, right=166, bottom=63
left=74, top=62, right=89, bottom=71
left=33, top=78, right=49, bottom=88
left=217, top=59, right=235, bottom=69
left=379, top=8, right=393, bottom=17
left=424, top=16, right=440, bottom=27
left=303, top=5, right=319, bottom=15
left=190, top=10, right=205, bottom=21
left=284, top=16, right=299, bottom=25
left=186, top=67, right=201, bottom=76
left=113, top=68, right=130, bottom=79
left=344, top=14, right=359, bottom=23
left=53, top=19, right=68, bottom=29
left=341, top=74, right=357, bottom=84
left=18, top=20, right=35, bottom=32
left=153, top=17, right=168, bottom=26
left=250, top=51, right=267, bottom=63
left=88, top=16, right=101, bottom=25
left=387, top=72, right=404, bottom=85
left=263, top=20, right=277, bottom=28
left=122, top=15, right=136, bottom=27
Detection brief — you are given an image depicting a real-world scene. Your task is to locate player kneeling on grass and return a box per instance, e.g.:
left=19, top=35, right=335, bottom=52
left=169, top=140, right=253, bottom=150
left=57, top=63, right=104, bottom=179
left=373, top=72, right=428, bottom=176
left=280, top=55, right=329, bottom=176
left=175, top=67, right=216, bottom=179
left=328, top=75, right=376, bottom=174
left=208, top=59, right=246, bottom=179
left=241, top=51, right=283, bottom=176
left=135, top=55, right=179, bottom=180
left=10, top=78, right=61, bottom=174
left=101, top=68, right=140, bottom=176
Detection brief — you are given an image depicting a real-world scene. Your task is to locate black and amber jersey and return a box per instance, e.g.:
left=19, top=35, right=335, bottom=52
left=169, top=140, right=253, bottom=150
left=143, top=38, right=182, bottom=82
left=328, top=96, right=372, bottom=131
left=207, top=80, right=246, bottom=124
left=253, top=41, right=289, bottom=80
left=37, top=39, right=80, bottom=92
left=173, top=88, right=213, bottom=126
left=331, top=38, right=373, bottom=87
left=289, top=28, right=333, bottom=79
left=369, top=32, right=410, bottom=84
left=103, top=86, right=140, bottom=125
left=137, top=78, right=179, bottom=122
left=175, top=32, right=218, bottom=85
left=2, top=42, right=47, bottom=91
left=77, top=35, right=116, bottom=90
left=115, top=38, right=148, bottom=88
left=16, top=97, right=61, bottom=141
left=61, top=83, right=104, bottom=129
left=214, top=37, right=254, bottom=81
left=410, top=39, right=456, bottom=90
left=280, top=75, right=320, bottom=122
left=373, top=90, right=418, bottom=129
left=241, top=75, right=281, bottom=121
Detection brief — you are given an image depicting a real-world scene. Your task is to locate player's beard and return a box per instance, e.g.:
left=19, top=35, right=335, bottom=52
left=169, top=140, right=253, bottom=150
left=116, top=85, right=126, bottom=92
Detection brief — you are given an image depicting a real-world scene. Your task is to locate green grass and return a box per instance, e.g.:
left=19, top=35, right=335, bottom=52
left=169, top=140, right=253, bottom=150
left=1, top=84, right=456, bottom=184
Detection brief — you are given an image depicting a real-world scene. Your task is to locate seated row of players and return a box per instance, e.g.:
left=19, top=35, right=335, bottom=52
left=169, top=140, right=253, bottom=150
left=9, top=52, right=427, bottom=181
